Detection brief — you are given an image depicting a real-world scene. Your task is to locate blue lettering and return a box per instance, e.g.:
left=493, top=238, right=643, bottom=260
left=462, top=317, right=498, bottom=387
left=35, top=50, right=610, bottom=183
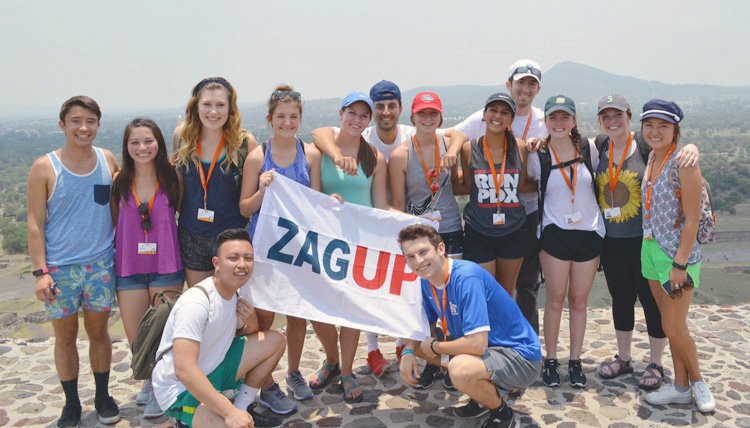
left=267, top=217, right=298, bottom=264
left=293, top=230, right=321, bottom=273
left=323, top=239, right=350, bottom=281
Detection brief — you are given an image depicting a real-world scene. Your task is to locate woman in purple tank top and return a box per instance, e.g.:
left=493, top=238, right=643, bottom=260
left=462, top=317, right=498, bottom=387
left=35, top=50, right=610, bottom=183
left=111, top=118, right=183, bottom=418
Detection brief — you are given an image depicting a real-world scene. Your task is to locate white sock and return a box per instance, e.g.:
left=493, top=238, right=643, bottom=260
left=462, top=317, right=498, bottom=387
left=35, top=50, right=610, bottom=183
left=366, top=332, right=379, bottom=352
left=396, top=337, right=407, bottom=347
left=233, top=384, right=259, bottom=410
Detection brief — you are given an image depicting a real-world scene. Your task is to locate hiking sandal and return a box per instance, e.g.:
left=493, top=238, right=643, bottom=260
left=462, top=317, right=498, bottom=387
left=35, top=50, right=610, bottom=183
left=599, top=354, right=633, bottom=379
left=638, top=363, right=664, bottom=391
left=308, top=360, right=341, bottom=390
left=340, top=374, right=363, bottom=403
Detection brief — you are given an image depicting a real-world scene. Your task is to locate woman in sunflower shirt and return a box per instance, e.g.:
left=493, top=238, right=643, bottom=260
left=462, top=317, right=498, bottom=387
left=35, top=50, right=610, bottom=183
left=594, top=94, right=698, bottom=390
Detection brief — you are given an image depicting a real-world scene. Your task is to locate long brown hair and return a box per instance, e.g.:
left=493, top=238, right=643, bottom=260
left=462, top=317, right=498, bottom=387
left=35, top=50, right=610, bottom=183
left=112, top=118, right=179, bottom=208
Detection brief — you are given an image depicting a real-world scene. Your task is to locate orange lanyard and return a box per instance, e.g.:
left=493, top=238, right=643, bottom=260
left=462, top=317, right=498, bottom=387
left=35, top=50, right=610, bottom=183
left=521, top=110, right=533, bottom=141
left=608, top=132, right=633, bottom=202
left=548, top=142, right=578, bottom=205
left=428, top=258, right=452, bottom=341
left=412, top=135, right=441, bottom=197
left=644, top=144, right=676, bottom=219
left=481, top=135, right=508, bottom=212
left=196, top=134, right=225, bottom=209
left=132, top=181, right=159, bottom=237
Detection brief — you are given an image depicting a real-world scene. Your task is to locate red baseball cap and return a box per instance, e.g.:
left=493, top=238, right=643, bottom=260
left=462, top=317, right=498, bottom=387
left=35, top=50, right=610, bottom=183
left=412, top=92, right=443, bottom=114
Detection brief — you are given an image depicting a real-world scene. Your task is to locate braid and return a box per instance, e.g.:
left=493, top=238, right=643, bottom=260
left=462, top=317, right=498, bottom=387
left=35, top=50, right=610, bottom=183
left=571, top=126, right=584, bottom=163
left=540, top=135, right=551, bottom=153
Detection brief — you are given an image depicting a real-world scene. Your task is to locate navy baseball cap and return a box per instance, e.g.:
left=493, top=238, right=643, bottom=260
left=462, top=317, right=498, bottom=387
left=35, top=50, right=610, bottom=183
left=370, top=80, right=401, bottom=102
left=640, top=99, right=683, bottom=124
left=341, top=92, right=374, bottom=113
left=484, top=92, right=516, bottom=115
left=544, top=94, right=576, bottom=116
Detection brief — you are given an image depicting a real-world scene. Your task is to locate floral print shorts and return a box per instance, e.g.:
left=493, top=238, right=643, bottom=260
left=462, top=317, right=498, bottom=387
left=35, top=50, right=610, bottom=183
left=45, top=253, right=116, bottom=319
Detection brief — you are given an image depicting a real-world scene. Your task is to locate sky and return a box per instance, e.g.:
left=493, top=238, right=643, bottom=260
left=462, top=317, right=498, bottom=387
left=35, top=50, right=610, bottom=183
left=2, top=0, right=749, bottom=111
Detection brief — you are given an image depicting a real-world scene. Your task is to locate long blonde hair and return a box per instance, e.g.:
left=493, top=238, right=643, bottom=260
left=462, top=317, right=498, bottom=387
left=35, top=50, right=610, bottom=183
left=175, top=77, right=243, bottom=170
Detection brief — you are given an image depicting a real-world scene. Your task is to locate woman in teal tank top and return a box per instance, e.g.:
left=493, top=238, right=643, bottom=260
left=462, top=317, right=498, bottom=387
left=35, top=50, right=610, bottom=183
left=310, top=92, right=391, bottom=403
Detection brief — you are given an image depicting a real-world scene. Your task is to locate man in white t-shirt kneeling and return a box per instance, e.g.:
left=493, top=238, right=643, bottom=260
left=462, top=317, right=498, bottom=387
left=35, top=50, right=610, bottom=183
left=152, top=229, right=285, bottom=428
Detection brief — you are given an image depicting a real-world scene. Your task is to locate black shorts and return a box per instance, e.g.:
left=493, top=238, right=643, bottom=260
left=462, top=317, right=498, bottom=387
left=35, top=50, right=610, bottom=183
left=178, top=227, right=217, bottom=272
left=540, top=224, right=603, bottom=262
left=463, top=223, right=528, bottom=263
left=440, top=230, right=464, bottom=257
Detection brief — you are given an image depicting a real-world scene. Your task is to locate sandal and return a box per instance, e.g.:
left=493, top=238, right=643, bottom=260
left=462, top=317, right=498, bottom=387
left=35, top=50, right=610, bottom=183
left=308, top=360, right=341, bottom=390
left=340, top=373, right=363, bottom=403
left=638, top=363, right=664, bottom=391
left=599, top=354, right=633, bottom=379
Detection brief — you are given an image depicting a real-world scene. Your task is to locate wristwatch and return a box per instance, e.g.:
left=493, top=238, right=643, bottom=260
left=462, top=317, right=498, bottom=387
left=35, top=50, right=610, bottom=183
left=671, top=261, right=687, bottom=271
left=32, top=268, right=50, bottom=277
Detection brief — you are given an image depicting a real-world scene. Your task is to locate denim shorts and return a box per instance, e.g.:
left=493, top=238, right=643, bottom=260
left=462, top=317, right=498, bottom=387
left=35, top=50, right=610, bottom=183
left=46, top=253, right=116, bottom=319
left=116, top=271, right=185, bottom=291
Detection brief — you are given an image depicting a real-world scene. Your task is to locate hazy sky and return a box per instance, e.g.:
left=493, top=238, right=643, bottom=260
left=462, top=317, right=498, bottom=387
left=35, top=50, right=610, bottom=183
left=2, top=0, right=748, bottom=110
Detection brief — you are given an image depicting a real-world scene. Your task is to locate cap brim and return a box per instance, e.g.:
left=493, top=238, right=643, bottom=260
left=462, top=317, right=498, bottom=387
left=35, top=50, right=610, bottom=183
left=485, top=99, right=516, bottom=114
left=512, top=72, right=541, bottom=83
left=545, top=106, right=575, bottom=116
left=640, top=112, right=679, bottom=123
left=412, top=105, right=443, bottom=114
left=597, top=105, right=629, bottom=115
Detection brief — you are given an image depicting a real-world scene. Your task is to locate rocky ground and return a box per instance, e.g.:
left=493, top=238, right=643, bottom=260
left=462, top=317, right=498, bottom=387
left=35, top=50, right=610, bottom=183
left=1, top=304, right=749, bottom=428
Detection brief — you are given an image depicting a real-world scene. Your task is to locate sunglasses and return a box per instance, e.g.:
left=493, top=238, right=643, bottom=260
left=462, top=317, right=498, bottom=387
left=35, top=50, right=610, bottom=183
left=512, top=65, right=542, bottom=79
left=138, top=202, right=152, bottom=231
left=661, top=273, right=694, bottom=299
left=271, top=91, right=301, bottom=101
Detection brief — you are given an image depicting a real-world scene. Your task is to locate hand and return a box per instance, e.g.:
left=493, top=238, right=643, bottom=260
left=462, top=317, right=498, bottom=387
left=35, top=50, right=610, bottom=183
left=526, top=137, right=541, bottom=152
left=236, top=298, right=256, bottom=327
left=34, top=274, right=57, bottom=303
left=223, top=406, right=255, bottom=428
left=331, top=194, right=345, bottom=204
left=669, top=267, right=688, bottom=293
left=675, top=145, right=699, bottom=168
left=440, top=152, right=457, bottom=171
left=420, top=338, right=438, bottom=360
left=258, top=169, right=275, bottom=194
left=334, top=155, right=359, bottom=176
left=399, top=353, right=420, bottom=387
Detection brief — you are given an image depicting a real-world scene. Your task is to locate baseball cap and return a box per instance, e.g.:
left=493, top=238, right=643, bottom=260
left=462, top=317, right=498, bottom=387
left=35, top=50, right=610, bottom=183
left=544, top=94, right=576, bottom=116
left=412, top=92, right=443, bottom=114
left=508, top=59, right=542, bottom=83
left=640, top=99, right=683, bottom=124
left=370, top=80, right=401, bottom=102
left=341, top=92, right=374, bottom=113
left=484, top=92, right=516, bottom=115
left=597, top=93, right=630, bottom=115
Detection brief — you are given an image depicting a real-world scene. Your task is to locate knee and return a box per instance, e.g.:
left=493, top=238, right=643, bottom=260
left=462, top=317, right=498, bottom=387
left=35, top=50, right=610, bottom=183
left=568, top=296, right=589, bottom=314
left=660, top=320, right=687, bottom=340
left=447, top=355, right=481, bottom=391
left=546, top=295, right=565, bottom=311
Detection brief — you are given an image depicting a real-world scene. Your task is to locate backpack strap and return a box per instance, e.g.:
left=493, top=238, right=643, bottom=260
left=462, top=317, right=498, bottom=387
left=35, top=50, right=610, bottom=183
left=537, top=145, right=553, bottom=229
left=154, top=285, right=210, bottom=366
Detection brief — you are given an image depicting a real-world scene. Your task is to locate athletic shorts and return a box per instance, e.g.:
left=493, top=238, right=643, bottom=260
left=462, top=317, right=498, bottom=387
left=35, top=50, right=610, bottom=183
left=178, top=227, right=217, bottom=272
left=46, top=253, right=116, bottom=320
left=463, top=223, right=528, bottom=263
left=541, top=224, right=603, bottom=262
left=440, top=230, right=464, bottom=258
left=641, top=238, right=701, bottom=288
left=481, top=347, right=542, bottom=395
left=165, top=336, right=246, bottom=427
left=116, top=271, right=185, bottom=291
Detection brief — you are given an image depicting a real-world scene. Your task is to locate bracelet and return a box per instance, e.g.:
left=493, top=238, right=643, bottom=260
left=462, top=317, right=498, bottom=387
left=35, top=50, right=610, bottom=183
left=672, top=261, right=687, bottom=271
left=400, top=348, right=415, bottom=356
left=430, top=339, right=440, bottom=355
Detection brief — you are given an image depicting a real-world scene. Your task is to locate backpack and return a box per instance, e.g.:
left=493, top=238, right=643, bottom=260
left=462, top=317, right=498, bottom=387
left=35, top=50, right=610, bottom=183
left=668, top=159, right=717, bottom=244
left=130, top=285, right=208, bottom=380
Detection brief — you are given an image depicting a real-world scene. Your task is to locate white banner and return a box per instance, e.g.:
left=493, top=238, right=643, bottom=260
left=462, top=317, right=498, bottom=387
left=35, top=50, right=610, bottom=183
left=242, top=172, right=432, bottom=341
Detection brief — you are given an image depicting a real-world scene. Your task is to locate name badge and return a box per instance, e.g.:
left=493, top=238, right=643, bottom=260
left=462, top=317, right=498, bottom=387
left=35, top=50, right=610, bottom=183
left=441, top=353, right=450, bottom=367
left=564, top=211, right=582, bottom=225
left=604, top=207, right=621, bottom=219
left=425, top=210, right=442, bottom=222
left=493, top=213, right=506, bottom=225
left=644, top=228, right=653, bottom=240
left=197, top=208, right=215, bottom=223
left=138, top=242, right=157, bottom=255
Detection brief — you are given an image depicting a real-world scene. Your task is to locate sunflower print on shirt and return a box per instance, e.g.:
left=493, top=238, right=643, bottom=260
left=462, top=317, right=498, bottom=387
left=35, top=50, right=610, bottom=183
left=596, top=169, right=641, bottom=224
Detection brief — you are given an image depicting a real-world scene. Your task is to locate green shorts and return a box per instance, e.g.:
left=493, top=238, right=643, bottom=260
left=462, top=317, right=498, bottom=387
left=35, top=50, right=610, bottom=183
left=165, top=336, right=246, bottom=427
left=641, top=238, right=701, bottom=288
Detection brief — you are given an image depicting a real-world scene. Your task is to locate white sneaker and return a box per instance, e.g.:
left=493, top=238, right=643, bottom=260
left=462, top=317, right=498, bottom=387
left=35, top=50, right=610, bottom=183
left=644, top=383, right=692, bottom=406
left=692, top=380, right=716, bottom=413
left=136, top=379, right=151, bottom=405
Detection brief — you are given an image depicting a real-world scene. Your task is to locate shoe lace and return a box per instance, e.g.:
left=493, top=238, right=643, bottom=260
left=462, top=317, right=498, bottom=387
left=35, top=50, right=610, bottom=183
left=269, top=383, right=287, bottom=400
left=288, top=371, right=307, bottom=390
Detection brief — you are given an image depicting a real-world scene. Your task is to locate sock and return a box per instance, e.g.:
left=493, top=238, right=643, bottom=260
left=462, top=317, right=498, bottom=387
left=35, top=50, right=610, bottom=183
left=675, top=384, right=691, bottom=393
left=366, top=332, right=379, bottom=352
left=93, top=371, right=110, bottom=402
left=234, top=384, right=259, bottom=410
left=396, top=337, right=407, bottom=347
left=491, top=400, right=512, bottom=420
left=61, top=378, right=80, bottom=407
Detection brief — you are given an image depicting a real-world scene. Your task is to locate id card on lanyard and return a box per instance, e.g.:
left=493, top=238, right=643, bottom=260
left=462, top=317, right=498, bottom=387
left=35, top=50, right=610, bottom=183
left=482, top=136, right=508, bottom=226
left=604, top=133, right=633, bottom=220
left=196, top=135, right=225, bottom=223
left=429, top=258, right=453, bottom=366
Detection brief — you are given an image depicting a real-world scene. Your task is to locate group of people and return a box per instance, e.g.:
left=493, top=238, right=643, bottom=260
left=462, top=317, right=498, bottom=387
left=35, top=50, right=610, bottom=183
left=27, top=57, right=714, bottom=428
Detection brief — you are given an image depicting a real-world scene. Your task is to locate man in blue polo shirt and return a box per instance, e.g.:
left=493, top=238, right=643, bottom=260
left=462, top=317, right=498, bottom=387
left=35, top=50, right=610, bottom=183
left=398, top=224, right=542, bottom=428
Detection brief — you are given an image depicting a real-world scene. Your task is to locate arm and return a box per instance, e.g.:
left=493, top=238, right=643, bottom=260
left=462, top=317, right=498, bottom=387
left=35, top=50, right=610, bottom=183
left=103, top=149, right=120, bottom=176
left=441, top=129, right=468, bottom=170
left=305, top=143, right=322, bottom=192
left=517, top=138, right=536, bottom=193
left=238, top=147, right=267, bottom=217
left=311, top=127, right=357, bottom=176
left=452, top=141, right=472, bottom=195
left=371, top=151, right=392, bottom=211
left=27, top=157, right=56, bottom=303
left=670, top=165, right=703, bottom=289
left=176, top=168, right=185, bottom=213
left=110, top=171, right=120, bottom=226
left=388, top=145, right=408, bottom=213
left=398, top=339, right=423, bottom=387
left=421, top=330, right=489, bottom=358
left=675, top=143, right=700, bottom=168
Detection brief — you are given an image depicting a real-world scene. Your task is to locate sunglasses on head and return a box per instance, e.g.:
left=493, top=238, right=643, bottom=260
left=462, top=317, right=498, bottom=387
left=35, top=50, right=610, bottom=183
left=512, top=65, right=542, bottom=79
left=138, top=202, right=152, bottom=231
left=271, top=91, right=301, bottom=101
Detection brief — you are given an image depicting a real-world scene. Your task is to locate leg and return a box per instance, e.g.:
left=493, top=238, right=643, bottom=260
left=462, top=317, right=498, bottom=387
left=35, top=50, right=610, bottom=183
left=309, top=321, right=340, bottom=387
left=236, top=331, right=287, bottom=386
left=52, top=314, right=80, bottom=381
left=448, top=355, right=502, bottom=410
left=116, top=289, right=150, bottom=346
left=185, top=268, right=212, bottom=288
left=478, top=260, right=496, bottom=277
left=515, top=213, right=541, bottom=332
left=601, top=238, right=638, bottom=362
left=567, top=257, right=598, bottom=360
left=539, top=251, right=571, bottom=359
left=285, top=316, right=307, bottom=373
left=83, top=309, right=112, bottom=373
left=339, top=327, right=362, bottom=400
left=495, top=257, right=523, bottom=298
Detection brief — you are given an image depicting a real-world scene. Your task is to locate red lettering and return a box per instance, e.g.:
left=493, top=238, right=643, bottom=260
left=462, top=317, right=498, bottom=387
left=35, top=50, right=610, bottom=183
left=389, top=254, right=417, bottom=296
left=352, top=246, right=390, bottom=290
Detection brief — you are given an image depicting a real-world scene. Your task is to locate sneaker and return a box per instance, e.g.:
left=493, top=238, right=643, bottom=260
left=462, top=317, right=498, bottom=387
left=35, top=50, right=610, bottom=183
left=414, top=363, right=441, bottom=389
left=286, top=370, right=314, bottom=401
left=568, top=360, right=587, bottom=388
left=396, top=345, right=405, bottom=362
left=94, top=395, right=121, bottom=424
left=259, top=382, right=298, bottom=415
left=542, top=359, right=561, bottom=387
left=247, top=402, right=282, bottom=427
left=692, top=380, right=716, bottom=413
left=480, top=409, right=517, bottom=428
left=644, top=383, right=693, bottom=406
left=454, top=399, right=488, bottom=419
left=143, top=385, right=164, bottom=419
left=57, top=403, right=81, bottom=428
left=367, top=349, right=392, bottom=377
left=442, top=369, right=456, bottom=390
left=136, top=379, right=151, bottom=405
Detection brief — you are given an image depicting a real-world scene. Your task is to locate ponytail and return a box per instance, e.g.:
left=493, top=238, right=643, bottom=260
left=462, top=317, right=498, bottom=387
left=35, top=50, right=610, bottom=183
left=358, top=136, right=376, bottom=177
